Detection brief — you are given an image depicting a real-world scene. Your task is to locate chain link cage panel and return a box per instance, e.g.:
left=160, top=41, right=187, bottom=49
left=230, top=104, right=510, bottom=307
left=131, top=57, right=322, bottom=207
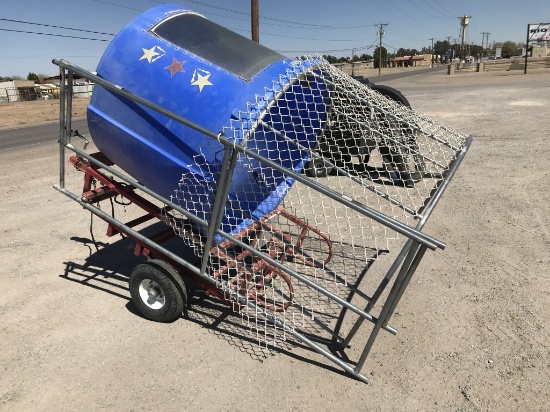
left=164, top=56, right=468, bottom=349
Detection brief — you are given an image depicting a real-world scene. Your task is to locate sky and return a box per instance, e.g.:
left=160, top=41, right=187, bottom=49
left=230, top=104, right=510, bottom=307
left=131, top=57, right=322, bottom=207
left=0, top=0, right=547, bottom=78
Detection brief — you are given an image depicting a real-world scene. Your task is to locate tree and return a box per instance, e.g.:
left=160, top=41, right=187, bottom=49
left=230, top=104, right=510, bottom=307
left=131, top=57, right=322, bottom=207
left=396, top=48, right=420, bottom=57
left=27, top=72, right=39, bottom=83
left=469, top=44, right=483, bottom=57
left=1, top=75, right=23, bottom=81
left=373, top=46, right=388, bottom=69
left=396, top=48, right=407, bottom=57
left=501, top=41, right=518, bottom=57
left=429, top=40, right=451, bottom=62
left=358, top=53, right=373, bottom=61
left=322, top=55, right=338, bottom=63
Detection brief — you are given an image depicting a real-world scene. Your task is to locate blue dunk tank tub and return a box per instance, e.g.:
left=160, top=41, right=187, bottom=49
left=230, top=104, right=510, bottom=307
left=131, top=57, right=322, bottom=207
left=87, top=4, right=330, bottom=242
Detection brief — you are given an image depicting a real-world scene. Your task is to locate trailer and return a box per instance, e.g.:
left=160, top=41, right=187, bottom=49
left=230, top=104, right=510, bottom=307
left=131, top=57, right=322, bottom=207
left=53, top=4, right=471, bottom=383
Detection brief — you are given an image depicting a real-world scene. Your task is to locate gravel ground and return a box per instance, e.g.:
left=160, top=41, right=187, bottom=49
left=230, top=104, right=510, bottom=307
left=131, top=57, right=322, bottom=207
left=0, top=69, right=549, bottom=411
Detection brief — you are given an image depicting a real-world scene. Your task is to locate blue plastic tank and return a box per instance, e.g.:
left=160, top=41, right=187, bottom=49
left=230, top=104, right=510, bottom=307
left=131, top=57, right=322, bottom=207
left=87, top=4, right=330, bottom=242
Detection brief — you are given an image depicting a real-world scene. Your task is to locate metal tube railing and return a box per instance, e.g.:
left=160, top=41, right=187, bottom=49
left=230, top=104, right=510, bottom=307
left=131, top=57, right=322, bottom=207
left=52, top=59, right=445, bottom=251
left=52, top=58, right=470, bottom=383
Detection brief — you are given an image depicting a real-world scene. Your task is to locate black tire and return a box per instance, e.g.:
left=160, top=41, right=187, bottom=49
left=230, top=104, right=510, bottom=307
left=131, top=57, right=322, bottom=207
left=305, top=156, right=332, bottom=178
left=369, top=84, right=411, bottom=108
left=129, top=259, right=187, bottom=323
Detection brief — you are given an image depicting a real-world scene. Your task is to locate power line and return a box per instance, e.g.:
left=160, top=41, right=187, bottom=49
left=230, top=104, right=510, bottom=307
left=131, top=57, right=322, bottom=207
left=89, top=0, right=142, bottom=12
left=418, top=0, right=455, bottom=19
left=0, top=13, right=366, bottom=46
left=0, top=55, right=98, bottom=59
left=93, top=0, right=374, bottom=30
left=181, top=0, right=372, bottom=29
left=226, top=25, right=371, bottom=43
left=260, top=32, right=371, bottom=42
left=433, top=0, right=456, bottom=19
left=0, top=28, right=110, bottom=42
left=382, top=41, right=400, bottom=50
left=379, top=23, right=429, bottom=42
left=384, top=0, right=441, bottom=36
left=407, top=0, right=451, bottom=20
left=0, top=18, right=115, bottom=37
left=0, top=3, right=424, bottom=61
left=276, top=41, right=377, bottom=54
left=0, top=15, right=370, bottom=46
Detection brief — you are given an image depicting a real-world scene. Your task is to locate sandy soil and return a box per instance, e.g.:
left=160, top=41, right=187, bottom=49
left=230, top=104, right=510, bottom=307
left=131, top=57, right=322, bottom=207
left=0, top=98, right=90, bottom=128
left=1, top=69, right=549, bottom=411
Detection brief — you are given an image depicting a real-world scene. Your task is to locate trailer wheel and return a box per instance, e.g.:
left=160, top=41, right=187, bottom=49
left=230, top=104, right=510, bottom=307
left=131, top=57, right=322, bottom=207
left=129, top=259, right=187, bottom=323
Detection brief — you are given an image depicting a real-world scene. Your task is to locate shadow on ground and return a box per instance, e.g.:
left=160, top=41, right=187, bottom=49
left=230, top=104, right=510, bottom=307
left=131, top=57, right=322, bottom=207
left=60, top=228, right=355, bottom=380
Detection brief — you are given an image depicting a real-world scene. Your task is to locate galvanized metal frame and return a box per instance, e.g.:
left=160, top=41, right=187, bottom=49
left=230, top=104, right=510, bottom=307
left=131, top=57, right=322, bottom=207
left=52, top=59, right=471, bottom=383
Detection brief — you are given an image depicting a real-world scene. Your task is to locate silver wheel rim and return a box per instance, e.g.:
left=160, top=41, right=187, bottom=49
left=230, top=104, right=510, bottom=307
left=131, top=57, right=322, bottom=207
left=138, top=279, right=166, bottom=309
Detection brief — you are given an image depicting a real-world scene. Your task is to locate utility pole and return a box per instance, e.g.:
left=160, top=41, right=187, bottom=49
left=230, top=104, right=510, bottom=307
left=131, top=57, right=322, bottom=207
left=351, top=48, right=356, bottom=76
left=452, top=38, right=458, bottom=61
left=374, top=23, right=388, bottom=75
left=459, top=15, right=471, bottom=62
left=251, top=0, right=259, bottom=43
left=480, top=32, right=490, bottom=56
left=429, top=37, right=435, bottom=66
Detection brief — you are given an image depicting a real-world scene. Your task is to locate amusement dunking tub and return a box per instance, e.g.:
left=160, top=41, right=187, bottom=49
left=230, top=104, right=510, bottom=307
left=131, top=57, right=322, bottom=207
left=87, top=4, right=329, bottom=241
left=54, top=3, right=472, bottom=384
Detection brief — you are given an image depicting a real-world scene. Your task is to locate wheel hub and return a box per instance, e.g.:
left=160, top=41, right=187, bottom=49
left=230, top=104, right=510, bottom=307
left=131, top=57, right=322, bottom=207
left=138, top=279, right=166, bottom=309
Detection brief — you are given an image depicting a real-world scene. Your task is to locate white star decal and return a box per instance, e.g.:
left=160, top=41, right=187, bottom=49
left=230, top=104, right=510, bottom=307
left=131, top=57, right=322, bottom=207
left=139, top=46, right=165, bottom=63
left=191, top=69, right=213, bottom=92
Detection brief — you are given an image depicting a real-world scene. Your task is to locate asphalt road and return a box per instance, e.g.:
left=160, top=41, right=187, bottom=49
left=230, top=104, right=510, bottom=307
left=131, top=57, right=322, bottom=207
left=359, top=64, right=447, bottom=83
left=0, top=117, right=88, bottom=152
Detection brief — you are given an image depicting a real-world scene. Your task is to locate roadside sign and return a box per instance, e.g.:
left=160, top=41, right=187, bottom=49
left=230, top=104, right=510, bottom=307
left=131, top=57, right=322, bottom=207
left=528, top=23, right=550, bottom=42
left=524, top=22, right=550, bottom=74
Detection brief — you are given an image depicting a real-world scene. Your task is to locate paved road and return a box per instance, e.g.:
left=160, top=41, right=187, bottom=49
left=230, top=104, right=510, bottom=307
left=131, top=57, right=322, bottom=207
left=0, top=118, right=88, bottom=151
left=361, top=65, right=447, bottom=83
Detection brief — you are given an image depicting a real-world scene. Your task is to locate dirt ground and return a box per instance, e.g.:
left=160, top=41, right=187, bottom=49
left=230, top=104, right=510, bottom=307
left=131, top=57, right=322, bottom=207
left=1, top=69, right=549, bottom=411
left=0, top=98, right=89, bottom=128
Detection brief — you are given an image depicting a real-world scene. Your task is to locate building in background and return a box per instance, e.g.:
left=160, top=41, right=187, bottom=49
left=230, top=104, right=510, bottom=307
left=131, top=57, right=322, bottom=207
left=0, top=80, right=38, bottom=102
left=390, top=54, right=433, bottom=67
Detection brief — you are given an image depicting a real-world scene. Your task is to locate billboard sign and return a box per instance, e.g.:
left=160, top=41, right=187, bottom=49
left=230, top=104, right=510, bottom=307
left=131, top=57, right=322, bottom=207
left=528, top=23, right=550, bottom=42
